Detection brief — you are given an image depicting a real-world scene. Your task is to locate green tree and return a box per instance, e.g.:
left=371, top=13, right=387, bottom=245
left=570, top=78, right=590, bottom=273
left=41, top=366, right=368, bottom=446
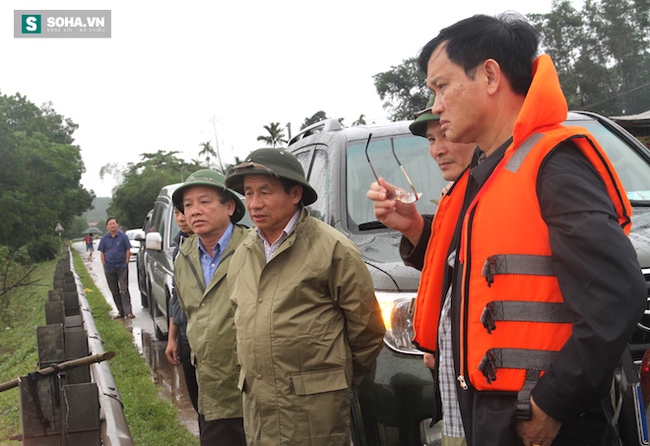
left=529, top=0, right=650, bottom=114
left=352, top=114, right=367, bottom=126
left=373, top=1, right=650, bottom=118
left=373, top=57, right=429, bottom=121
left=105, top=151, right=202, bottom=229
left=300, top=111, right=329, bottom=130
left=256, top=122, right=287, bottom=148
left=223, top=156, right=245, bottom=174
left=0, top=92, right=94, bottom=260
left=198, top=141, right=217, bottom=168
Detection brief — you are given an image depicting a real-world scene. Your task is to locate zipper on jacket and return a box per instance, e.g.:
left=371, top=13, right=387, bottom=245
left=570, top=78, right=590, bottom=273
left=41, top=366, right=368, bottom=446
left=457, top=210, right=475, bottom=391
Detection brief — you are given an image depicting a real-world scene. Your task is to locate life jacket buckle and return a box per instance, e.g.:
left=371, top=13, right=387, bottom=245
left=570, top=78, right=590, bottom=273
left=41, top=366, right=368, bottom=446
left=482, top=255, right=497, bottom=287
left=516, top=399, right=532, bottom=421
left=478, top=351, right=497, bottom=384
left=480, top=302, right=497, bottom=334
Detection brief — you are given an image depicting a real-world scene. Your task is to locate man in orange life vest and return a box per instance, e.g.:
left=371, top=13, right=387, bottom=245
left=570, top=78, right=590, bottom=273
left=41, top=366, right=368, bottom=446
left=369, top=12, right=646, bottom=446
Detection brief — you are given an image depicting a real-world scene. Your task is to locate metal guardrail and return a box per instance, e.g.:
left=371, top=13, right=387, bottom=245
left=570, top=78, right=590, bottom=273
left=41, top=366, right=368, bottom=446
left=67, top=246, right=135, bottom=446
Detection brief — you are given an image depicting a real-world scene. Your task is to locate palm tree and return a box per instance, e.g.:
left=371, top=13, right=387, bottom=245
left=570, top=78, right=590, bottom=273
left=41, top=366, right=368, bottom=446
left=352, top=114, right=367, bottom=126
left=198, top=141, right=217, bottom=168
left=257, top=122, right=287, bottom=148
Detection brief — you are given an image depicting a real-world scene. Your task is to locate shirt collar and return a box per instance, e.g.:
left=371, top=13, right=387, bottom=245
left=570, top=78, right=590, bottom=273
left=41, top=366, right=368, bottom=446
left=198, top=223, right=234, bottom=260
left=470, top=136, right=513, bottom=186
left=256, top=208, right=301, bottom=246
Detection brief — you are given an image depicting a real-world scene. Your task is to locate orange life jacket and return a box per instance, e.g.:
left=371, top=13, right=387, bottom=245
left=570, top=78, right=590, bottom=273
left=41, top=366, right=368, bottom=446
left=412, top=126, right=631, bottom=397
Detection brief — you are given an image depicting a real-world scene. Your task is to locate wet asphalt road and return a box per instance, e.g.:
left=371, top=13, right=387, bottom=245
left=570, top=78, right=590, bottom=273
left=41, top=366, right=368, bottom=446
left=72, top=240, right=199, bottom=437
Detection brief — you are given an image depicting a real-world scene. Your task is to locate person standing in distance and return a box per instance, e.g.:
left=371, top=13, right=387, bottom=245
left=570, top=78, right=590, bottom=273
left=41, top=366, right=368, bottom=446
left=172, top=169, right=248, bottom=446
left=225, top=149, right=385, bottom=445
left=97, top=217, right=134, bottom=319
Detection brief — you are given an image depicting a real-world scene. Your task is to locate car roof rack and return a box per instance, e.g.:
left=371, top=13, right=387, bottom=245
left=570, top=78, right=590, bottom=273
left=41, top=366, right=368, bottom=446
left=288, top=119, right=343, bottom=145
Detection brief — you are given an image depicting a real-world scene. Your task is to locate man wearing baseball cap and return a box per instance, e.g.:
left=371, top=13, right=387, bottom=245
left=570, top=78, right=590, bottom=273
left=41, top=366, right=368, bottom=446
left=225, top=149, right=385, bottom=445
left=367, top=98, right=476, bottom=442
left=172, top=169, right=249, bottom=445
left=367, top=96, right=475, bottom=254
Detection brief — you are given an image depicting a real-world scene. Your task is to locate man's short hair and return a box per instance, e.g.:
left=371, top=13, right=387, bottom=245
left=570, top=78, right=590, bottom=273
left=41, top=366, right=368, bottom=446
left=417, top=12, right=539, bottom=96
left=106, top=216, right=118, bottom=225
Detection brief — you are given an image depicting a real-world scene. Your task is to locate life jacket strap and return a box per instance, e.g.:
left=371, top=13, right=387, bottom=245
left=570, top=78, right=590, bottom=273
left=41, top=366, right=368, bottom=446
left=480, top=301, right=575, bottom=333
left=478, top=348, right=560, bottom=419
left=516, top=369, right=539, bottom=421
left=482, top=254, right=555, bottom=287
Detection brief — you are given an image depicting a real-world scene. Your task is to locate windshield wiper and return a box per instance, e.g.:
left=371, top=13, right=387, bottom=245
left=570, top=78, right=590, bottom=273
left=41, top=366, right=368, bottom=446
left=358, top=221, right=388, bottom=230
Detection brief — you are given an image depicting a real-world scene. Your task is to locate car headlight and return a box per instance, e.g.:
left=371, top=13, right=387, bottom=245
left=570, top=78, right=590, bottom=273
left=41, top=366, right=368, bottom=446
left=375, top=291, right=422, bottom=356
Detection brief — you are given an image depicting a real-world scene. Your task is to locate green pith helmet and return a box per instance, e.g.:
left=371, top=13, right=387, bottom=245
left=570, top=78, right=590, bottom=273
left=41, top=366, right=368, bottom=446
left=225, top=148, right=318, bottom=206
left=408, top=96, right=440, bottom=137
left=172, top=169, right=246, bottom=223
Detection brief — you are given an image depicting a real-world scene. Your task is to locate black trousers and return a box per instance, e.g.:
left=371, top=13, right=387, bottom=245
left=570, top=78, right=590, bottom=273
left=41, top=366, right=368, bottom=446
left=200, top=417, right=246, bottom=446
left=104, top=267, right=132, bottom=316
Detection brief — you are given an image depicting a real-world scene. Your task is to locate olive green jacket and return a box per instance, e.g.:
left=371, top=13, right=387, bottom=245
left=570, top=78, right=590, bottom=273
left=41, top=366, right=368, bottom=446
left=228, top=209, right=385, bottom=445
left=174, top=225, right=249, bottom=421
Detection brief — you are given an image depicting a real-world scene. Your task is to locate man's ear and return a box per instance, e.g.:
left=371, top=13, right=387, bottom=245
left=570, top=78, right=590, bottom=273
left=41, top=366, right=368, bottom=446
left=291, top=185, right=303, bottom=205
left=483, top=59, right=501, bottom=95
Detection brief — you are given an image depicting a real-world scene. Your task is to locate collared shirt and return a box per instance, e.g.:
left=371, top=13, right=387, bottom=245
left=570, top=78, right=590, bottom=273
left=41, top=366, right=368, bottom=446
left=198, top=223, right=233, bottom=286
left=97, top=230, right=132, bottom=273
left=442, top=138, right=510, bottom=439
left=439, top=252, right=464, bottom=438
left=257, top=209, right=300, bottom=263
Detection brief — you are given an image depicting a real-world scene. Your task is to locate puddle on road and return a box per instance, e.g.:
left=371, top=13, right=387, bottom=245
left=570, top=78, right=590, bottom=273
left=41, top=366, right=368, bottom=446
left=130, top=325, right=200, bottom=437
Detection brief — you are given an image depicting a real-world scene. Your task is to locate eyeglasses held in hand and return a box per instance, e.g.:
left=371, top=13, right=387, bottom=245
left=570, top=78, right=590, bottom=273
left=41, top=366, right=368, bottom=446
left=364, top=133, right=422, bottom=204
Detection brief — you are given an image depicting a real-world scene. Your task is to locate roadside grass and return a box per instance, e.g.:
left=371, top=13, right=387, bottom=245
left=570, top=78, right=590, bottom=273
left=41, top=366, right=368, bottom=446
left=0, top=249, right=199, bottom=446
left=71, top=249, right=199, bottom=446
left=0, top=258, right=55, bottom=445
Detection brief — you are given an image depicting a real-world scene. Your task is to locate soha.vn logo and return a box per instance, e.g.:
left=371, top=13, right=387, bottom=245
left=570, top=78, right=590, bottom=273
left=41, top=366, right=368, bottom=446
left=21, top=15, right=41, bottom=34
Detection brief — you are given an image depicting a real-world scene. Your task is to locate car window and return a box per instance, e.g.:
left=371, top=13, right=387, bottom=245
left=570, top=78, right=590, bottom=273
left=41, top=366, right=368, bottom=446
left=150, top=204, right=164, bottom=234
left=347, top=134, right=441, bottom=227
left=294, top=148, right=329, bottom=222
left=577, top=120, right=650, bottom=201
left=169, top=211, right=180, bottom=248
left=306, top=149, right=329, bottom=221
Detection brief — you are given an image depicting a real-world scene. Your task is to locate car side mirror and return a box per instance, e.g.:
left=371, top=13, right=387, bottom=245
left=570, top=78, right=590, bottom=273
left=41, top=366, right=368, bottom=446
left=145, top=232, right=163, bottom=251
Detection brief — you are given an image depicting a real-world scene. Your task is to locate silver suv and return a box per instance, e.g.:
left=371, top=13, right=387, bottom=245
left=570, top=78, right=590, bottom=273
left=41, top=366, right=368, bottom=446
left=144, top=183, right=182, bottom=340
left=286, top=111, right=650, bottom=446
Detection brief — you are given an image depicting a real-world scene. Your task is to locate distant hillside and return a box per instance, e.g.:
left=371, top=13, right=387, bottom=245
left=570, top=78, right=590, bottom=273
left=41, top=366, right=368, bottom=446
left=83, top=197, right=111, bottom=224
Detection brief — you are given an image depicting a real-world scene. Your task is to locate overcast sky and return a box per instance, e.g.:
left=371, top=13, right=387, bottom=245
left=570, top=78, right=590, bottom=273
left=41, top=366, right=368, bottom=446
left=4, top=0, right=566, bottom=197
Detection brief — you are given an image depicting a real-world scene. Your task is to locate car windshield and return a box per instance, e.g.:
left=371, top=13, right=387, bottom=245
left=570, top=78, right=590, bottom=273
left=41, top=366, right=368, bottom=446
left=576, top=120, right=650, bottom=203
left=347, top=133, right=442, bottom=228
left=346, top=119, right=650, bottom=229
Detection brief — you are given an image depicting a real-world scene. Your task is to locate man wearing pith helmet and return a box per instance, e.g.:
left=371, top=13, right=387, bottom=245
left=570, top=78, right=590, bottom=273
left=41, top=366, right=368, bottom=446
left=171, top=168, right=248, bottom=446
left=225, top=148, right=385, bottom=445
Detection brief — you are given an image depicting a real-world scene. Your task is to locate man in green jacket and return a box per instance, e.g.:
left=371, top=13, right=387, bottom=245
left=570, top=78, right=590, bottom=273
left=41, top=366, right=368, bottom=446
left=225, top=149, right=386, bottom=446
left=172, top=169, right=249, bottom=446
